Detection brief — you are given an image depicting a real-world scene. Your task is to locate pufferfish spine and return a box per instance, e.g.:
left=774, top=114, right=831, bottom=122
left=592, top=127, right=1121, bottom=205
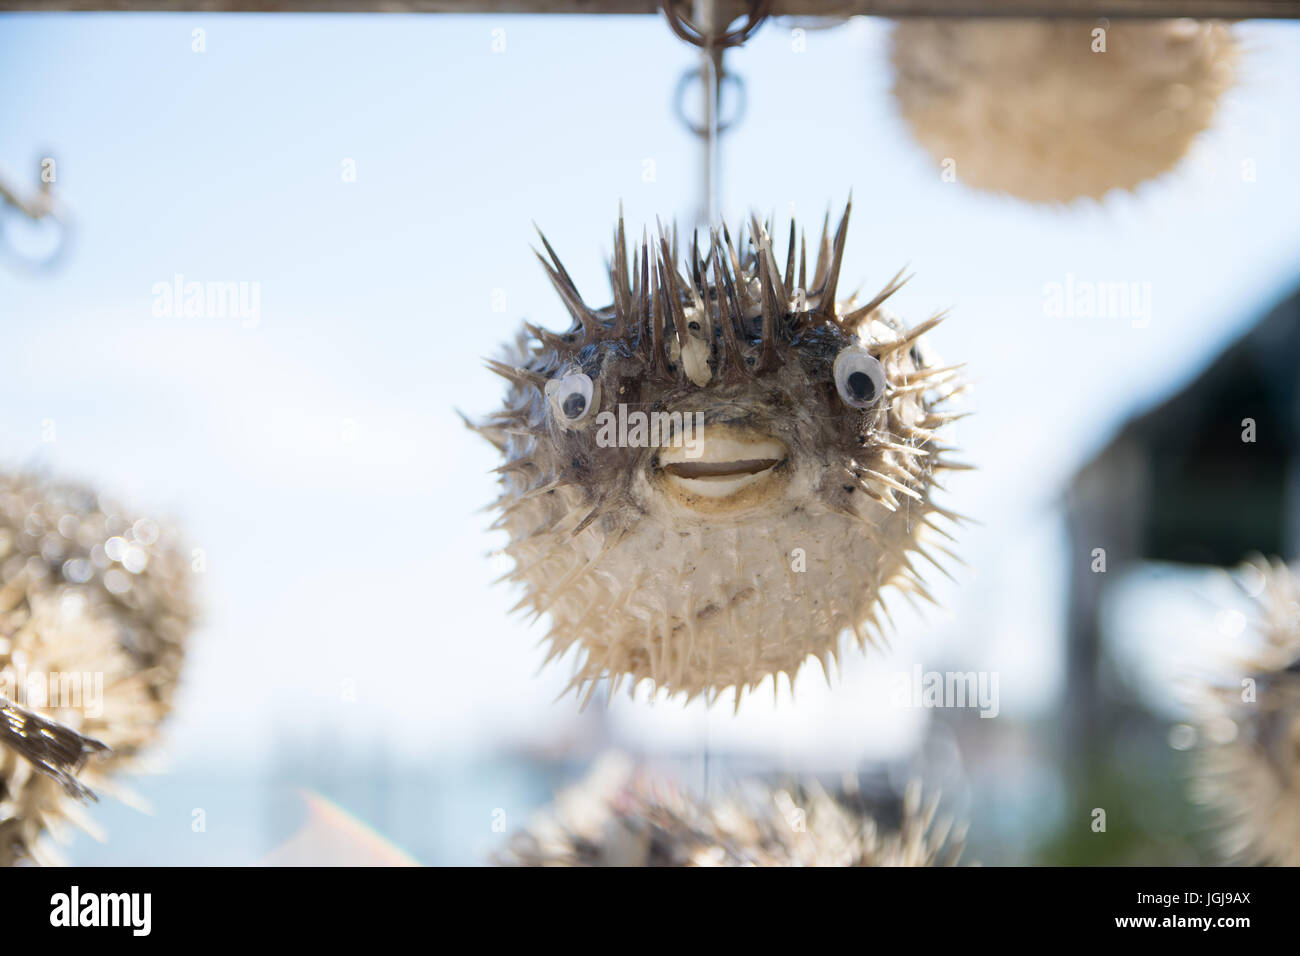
left=1191, top=558, right=1300, bottom=866
left=1, top=695, right=108, bottom=801
left=891, top=19, right=1236, bottom=203
left=0, top=474, right=194, bottom=865
left=475, top=202, right=968, bottom=705
left=497, top=755, right=966, bottom=867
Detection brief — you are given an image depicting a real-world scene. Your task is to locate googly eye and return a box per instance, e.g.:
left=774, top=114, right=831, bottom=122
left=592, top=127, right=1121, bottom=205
left=546, top=372, right=595, bottom=425
left=833, top=347, right=887, bottom=410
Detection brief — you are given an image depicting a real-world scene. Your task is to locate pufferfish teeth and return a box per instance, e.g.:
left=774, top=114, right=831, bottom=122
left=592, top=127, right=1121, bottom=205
left=658, top=430, right=787, bottom=499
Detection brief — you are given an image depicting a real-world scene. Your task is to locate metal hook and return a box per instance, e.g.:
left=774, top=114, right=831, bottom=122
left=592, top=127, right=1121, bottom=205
left=660, top=0, right=772, bottom=51
left=662, top=1, right=769, bottom=227
left=662, top=0, right=768, bottom=138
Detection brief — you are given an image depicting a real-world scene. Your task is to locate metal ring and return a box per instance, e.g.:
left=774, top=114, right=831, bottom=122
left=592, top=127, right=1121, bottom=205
left=660, top=0, right=772, bottom=50
left=0, top=206, right=71, bottom=273
left=672, top=66, right=747, bottom=138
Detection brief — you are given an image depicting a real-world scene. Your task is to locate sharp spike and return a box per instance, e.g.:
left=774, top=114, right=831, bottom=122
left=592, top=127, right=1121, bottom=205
left=916, top=545, right=957, bottom=584
left=876, top=310, right=949, bottom=355
left=798, top=231, right=807, bottom=292
left=921, top=410, right=972, bottom=427
left=931, top=504, right=978, bottom=526
left=647, top=237, right=667, bottom=378
left=922, top=515, right=959, bottom=543
left=930, top=541, right=968, bottom=568
left=456, top=407, right=505, bottom=448
left=534, top=248, right=598, bottom=343
left=489, top=457, right=538, bottom=476
left=784, top=217, right=796, bottom=299
left=814, top=198, right=852, bottom=321
left=862, top=467, right=923, bottom=501
left=877, top=439, right=930, bottom=458
left=757, top=251, right=782, bottom=373
left=495, top=478, right=567, bottom=516
left=721, top=223, right=753, bottom=312
left=750, top=212, right=786, bottom=295
left=630, top=233, right=644, bottom=346
left=842, top=266, right=911, bottom=330
left=657, top=234, right=690, bottom=358
left=721, top=223, right=740, bottom=274
left=711, top=233, right=748, bottom=380
left=570, top=502, right=604, bottom=537
left=812, top=209, right=832, bottom=290
left=899, top=362, right=966, bottom=384
left=748, top=211, right=767, bottom=250
left=534, top=224, right=580, bottom=293
left=523, top=320, right=568, bottom=353
left=484, top=358, right=547, bottom=390
left=719, top=241, right=750, bottom=366
left=0, top=696, right=108, bottom=799
left=691, top=227, right=705, bottom=298
left=611, top=209, right=631, bottom=337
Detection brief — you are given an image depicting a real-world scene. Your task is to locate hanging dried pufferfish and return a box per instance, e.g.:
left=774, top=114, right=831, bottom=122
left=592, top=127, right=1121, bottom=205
left=1191, top=558, right=1300, bottom=866
left=474, top=202, right=967, bottom=704
left=891, top=19, right=1237, bottom=203
left=497, top=755, right=966, bottom=867
left=0, top=474, right=194, bottom=865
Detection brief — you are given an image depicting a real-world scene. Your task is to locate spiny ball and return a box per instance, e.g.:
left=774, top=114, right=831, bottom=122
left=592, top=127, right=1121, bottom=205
left=0, top=474, right=194, bottom=865
left=891, top=19, right=1236, bottom=203
left=497, top=754, right=966, bottom=867
left=476, top=204, right=966, bottom=705
left=1191, top=558, right=1300, bottom=866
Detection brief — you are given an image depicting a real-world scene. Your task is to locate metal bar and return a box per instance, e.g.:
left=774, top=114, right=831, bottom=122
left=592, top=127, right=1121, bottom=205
left=695, top=0, right=724, bottom=230
left=0, top=1, right=1295, bottom=18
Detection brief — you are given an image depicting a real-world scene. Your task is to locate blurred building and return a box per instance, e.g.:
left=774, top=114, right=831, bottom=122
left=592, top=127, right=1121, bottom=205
left=1060, top=286, right=1300, bottom=842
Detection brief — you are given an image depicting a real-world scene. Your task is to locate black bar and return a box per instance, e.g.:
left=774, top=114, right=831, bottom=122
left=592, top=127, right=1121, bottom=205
left=3, top=865, right=1283, bottom=941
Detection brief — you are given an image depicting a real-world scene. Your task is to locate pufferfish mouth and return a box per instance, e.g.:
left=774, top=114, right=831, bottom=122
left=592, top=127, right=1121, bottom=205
left=656, top=429, right=789, bottom=509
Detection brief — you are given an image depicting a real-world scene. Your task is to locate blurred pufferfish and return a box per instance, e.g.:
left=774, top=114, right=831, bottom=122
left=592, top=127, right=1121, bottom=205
left=497, top=753, right=966, bottom=867
left=1190, top=558, right=1300, bottom=866
left=0, top=474, right=194, bottom=866
left=891, top=18, right=1237, bottom=203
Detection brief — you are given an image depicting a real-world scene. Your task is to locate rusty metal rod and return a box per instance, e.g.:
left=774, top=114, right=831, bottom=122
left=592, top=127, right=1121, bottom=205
left=0, top=1, right=1294, bottom=17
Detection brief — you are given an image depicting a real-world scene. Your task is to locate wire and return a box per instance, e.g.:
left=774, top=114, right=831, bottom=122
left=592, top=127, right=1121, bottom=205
left=663, top=0, right=770, bottom=228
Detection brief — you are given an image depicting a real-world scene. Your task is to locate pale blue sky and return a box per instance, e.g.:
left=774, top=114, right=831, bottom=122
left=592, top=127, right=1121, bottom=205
left=2, top=13, right=1299, bottom=861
